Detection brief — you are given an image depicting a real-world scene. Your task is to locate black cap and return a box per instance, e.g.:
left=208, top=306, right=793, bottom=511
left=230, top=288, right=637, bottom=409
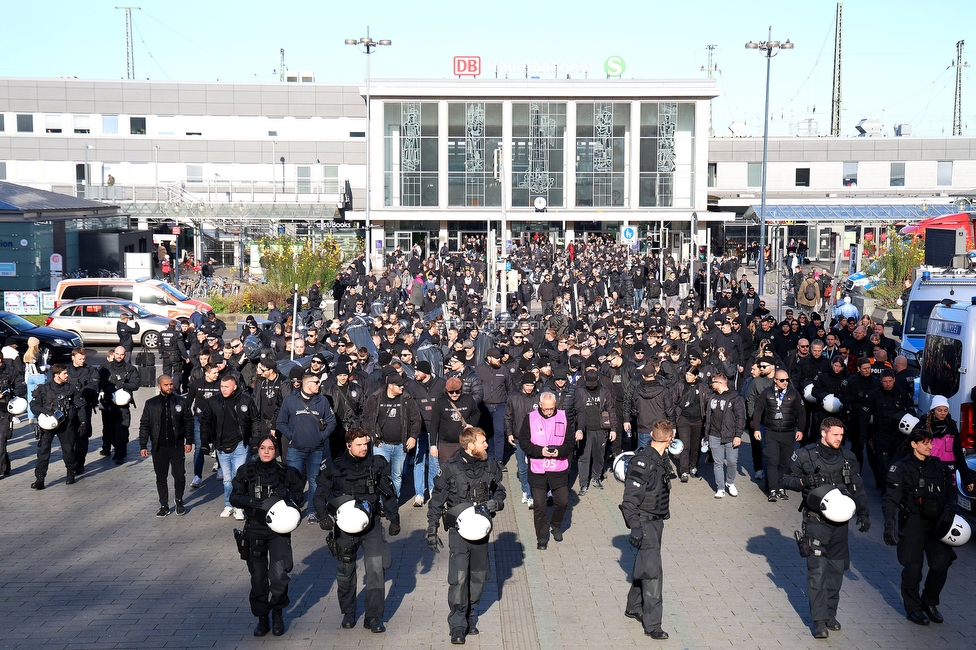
left=378, top=351, right=393, bottom=365
left=386, top=372, right=405, bottom=386
left=260, top=359, right=277, bottom=371
left=584, top=369, right=599, bottom=388
left=553, top=366, right=568, bottom=380
left=486, top=347, right=501, bottom=359
left=415, top=360, right=433, bottom=374
left=520, top=372, right=536, bottom=385
left=288, top=367, right=304, bottom=382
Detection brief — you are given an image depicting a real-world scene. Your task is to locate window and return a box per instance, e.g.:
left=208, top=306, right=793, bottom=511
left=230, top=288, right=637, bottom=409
left=920, top=334, right=962, bottom=399
left=268, top=130, right=278, bottom=137
left=0, top=114, right=4, bottom=131
left=350, top=131, right=365, bottom=138
left=130, top=116, right=147, bottom=135
left=102, top=115, right=118, bottom=135
left=890, top=162, right=906, bottom=187
left=103, top=285, right=133, bottom=301
left=186, top=165, right=203, bottom=184
left=44, top=114, right=62, bottom=133
left=843, top=162, right=857, bottom=187
left=16, top=114, right=33, bottom=133
left=448, top=102, right=502, bottom=207
left=707, top=163, right=717, bottom=188
left=937, top=161, right=952, bottom=187
left=297, top=166, right=311, bottom=193
left=904, top=300, right=939, bottom=336
left=638, top=102, right=695, bottom=207
left=512, top=102, right=566, bottom=208
left=73, top=115, right=90, bottom=134
left=323, top=165, right=339, bottom=193
left=0, top=162, right=6, bottom=180
left=384, top=102, right=439, bottom=207
left=795, top=168, right=810, bottom=187
left=747, top=162, right=762, bottom=187
left=575, top=102, right=629, bottom=207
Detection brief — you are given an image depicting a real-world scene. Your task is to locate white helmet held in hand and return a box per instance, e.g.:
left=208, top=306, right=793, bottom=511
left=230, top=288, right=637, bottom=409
left=807, top=486, right=856, bottom=523
left=37, top=413, right=60, bottom=430
left=667, top=438, right=684, bottom=456
left=266, top=499, right=301, bottom=534
left=455, top=504, right=493, bottom=541
left=803, top=383, right=816, bottom=403
left=113, top=390, right=132, bottom=406
left=612, top=451, right=636, bottom=483
left=6, top=397, right=28, bottom=415
left=333, top=496, right=372, bottom=534
left=822, top=394, right=843, bottom=413
left=937, top=513, right=971, bottom=547
left=898, top=412, right=920, bottom=435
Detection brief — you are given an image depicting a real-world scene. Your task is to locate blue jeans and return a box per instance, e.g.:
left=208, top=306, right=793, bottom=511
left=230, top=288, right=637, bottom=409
left=634, top=288, right=644, bottom=309
left=217, top=441, right=248, bottom=508
left=637, top=431, right=651, bottom=450
left=514, top=445, right=530, bottom=497
left=373, top=442, right=406, bottom=498
left=486, top=404, right=507, bottom=463
left=412, top=432, right=438, bottom=498
left=193, top=416, right=204, bottom=478
left=709, top=435, right=739, bottom=490
left=286, top=447, right=323, bottom=507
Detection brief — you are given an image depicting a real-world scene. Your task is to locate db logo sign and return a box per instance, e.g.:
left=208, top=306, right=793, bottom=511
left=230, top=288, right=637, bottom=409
left=454, top=56, right=481, bottom=77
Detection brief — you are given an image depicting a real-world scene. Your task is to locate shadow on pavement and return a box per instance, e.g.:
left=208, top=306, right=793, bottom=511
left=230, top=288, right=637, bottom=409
left=746, top=526, right=810, bottom=621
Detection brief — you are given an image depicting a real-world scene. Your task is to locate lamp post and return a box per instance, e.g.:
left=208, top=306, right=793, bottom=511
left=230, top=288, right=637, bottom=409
left=84, top=144, right=94, bottom=198
left=346, top=28, right=392, bottom=275
left=746, top=27, right=793, bottom=298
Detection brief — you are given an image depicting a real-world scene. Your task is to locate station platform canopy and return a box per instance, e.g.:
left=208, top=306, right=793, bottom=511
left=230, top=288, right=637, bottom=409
left=743, top=203, right=960, bottom=223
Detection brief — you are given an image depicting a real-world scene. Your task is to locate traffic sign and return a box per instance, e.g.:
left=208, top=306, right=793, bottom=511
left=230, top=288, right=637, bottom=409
left=621, top=226, right=637, bottom=244
left=172, top=227, right=181, bottom=235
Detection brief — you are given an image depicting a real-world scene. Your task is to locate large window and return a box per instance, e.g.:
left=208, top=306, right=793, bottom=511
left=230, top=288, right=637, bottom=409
left=937, top=161, right=952, bottom=187
left=323, top=165, right=339, bottom=193
left=0, top=114, right=4, bottom=132
left=448, top=102, right=502, bottom=207
left=747, top=162, right=762, bottom=187
left=44, top=114, right=62, bottom=133
left=512, top=102, right=566, bottom=208
left=795, top=167, right=810, bottom=187
left=73, top=115, right=90, bottom=134
left=102, top=115, right=119, bottom=135
left=843, top=162, right=857, bottom=187
left=638, top=102, right=695, bottom=207
left=575, top=102, right=628, bottom=207
left=16, top=114, right=33, bottom=133
left=890, top=162, right=906, bottom=187
left=130, top=116, right=147, bottom=135
left=920, top=334, right=962, bottom=398
left=707, top=162, right=717, bottom=188
left=384, top=102, right=439, bottom=207
left=0, top=161, right=6, bottom=180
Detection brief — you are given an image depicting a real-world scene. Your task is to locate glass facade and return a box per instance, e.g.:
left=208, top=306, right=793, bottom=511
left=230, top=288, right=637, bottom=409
left=575, top=102, right=628, bottom=207
left=639, top=103, right=695, bottom=207
left=512, top=102, right=566, bottom=208
left=448, top=102, right=503, bottom=207
left=384, top=102, right=439, bottom=207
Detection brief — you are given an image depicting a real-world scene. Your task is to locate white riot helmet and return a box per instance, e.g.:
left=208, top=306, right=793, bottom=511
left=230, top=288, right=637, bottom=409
left=454, top=504, right=493, bottom=541
left=6, top=397, right=28, bottom=415
left=668, top=438, right=684, bottom=456
left=113, top=389, right=132, bottom=406
left=612, top=451, right=636, bottom=483
left=934, top=512, right=972, bottom=547
left=898, top=412, right=920, bottom=435
left=265, top=499, right=301, bottom=534
left=803, top=383, right=816, bottom=403
left=331, top=496, right=372, bottom=534
left=822, top=394, right=843, bottom=413
left=37, top=413, right=60, bottom=431
left=806, top=485, right=856, bottom=523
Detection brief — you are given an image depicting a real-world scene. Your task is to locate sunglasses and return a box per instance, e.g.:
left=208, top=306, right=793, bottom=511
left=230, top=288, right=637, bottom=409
left=774, top=378, right=789, bottom=383
left=447, top=390, right=461, bottom=395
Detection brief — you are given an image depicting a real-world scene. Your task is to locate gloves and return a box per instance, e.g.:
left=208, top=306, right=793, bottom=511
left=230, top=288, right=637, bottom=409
left=629, top=527, right=644, bottom=549
left=258, top=497, right=280, bottom=511
left=274, top=487, right=288, bottom=498
left=804, top=474, right=827, bottom=488
left=884, top=523, right=898, bottom=546
left=856, top=514, right=870, bottom=533
left=427, top=526, right=443, bottom=553
left=485, top=499, right=501, bottom=513
left=201, top=445, right=212, bottom=455
left=319, top=513, right=335, bottom=531
left=388, top=521, right=401, bottom=537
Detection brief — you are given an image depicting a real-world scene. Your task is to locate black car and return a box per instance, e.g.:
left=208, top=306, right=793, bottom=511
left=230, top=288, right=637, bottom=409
left=0, top=311, right=83, bottom=364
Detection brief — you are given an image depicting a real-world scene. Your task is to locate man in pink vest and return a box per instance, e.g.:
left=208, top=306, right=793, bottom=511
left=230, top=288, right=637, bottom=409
left=517, top=392, right=574, bottom=550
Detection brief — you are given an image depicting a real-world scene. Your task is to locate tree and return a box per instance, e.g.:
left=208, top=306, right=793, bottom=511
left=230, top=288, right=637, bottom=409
left=257, top=235, right=346, bottom=293
left=865, top=228, right=924, bottom=307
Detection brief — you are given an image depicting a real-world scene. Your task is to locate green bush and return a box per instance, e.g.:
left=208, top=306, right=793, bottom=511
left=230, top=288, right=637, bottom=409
left=866, top=228, right=924, bottom=307
left=258, top=236, right=346, bottom=294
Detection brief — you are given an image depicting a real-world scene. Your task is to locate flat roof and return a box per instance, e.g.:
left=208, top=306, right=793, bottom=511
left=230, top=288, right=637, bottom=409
left=743, top=203, right=960, bottom=222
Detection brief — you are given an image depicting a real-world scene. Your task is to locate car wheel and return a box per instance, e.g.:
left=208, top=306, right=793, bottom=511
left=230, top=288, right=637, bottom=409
left=142, top=331, right=160, bottom=349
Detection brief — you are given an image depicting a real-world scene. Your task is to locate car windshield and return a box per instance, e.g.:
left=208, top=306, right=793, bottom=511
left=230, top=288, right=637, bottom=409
left=0, top=313, right=37, bottom=332
left=121, top=303, right=155, bottom=318
left=155, top=282, right=190, bottom=301
left=904, top=300, right=939, bottom=336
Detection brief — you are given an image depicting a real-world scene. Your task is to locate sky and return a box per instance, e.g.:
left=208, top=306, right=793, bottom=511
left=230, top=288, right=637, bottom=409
left=1, top=0, right=974, bottom=137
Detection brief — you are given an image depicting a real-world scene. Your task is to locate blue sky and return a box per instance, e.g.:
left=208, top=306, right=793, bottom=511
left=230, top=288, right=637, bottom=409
left=2, top=0, right=973, bottom=137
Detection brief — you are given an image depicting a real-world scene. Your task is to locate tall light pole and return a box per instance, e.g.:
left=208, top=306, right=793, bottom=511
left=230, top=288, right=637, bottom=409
left=346, top=28, right=392, bottom=275
left=746, top=27, right=793, bottom=298
left=84, top=144, right=94, bottom=198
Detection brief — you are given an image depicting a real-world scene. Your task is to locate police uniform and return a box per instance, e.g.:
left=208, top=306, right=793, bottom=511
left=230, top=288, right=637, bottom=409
left=30, top=377, right=85, bottom=487
left=98, top=359, right=141, bottom=462
left=426, top=449, right=506, bottom=641
left=229, top=454, right=305, bottom=633
left=313, top=450, right=399, bottom=631
left=159, top=325, right=189, bottom=390
left=782, top=441, right=869, bottom=634
left=619, top=444, right=671, bottom=637
left=882, top=453, right=956, bottom=621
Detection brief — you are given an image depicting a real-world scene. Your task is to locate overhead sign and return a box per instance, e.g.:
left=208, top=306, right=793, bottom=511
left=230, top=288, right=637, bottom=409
left=454, top=56, right=481, bottom=77
left=604, top=55, right=626, bottom=77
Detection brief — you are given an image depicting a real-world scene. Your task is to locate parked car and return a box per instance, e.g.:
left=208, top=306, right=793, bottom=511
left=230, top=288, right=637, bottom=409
left=54, top=278, right=211, bottom=319
left=45, top=298, right=169, bottom=349
left=0, top=311, right=83, bottom=364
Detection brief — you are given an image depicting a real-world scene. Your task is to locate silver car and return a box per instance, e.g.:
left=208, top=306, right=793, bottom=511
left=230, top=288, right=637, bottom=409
left=45, top=298, right=168, bottom=349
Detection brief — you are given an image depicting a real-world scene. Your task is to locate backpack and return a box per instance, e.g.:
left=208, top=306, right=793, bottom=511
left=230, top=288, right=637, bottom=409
left=804, top=281, right=817, bottom=301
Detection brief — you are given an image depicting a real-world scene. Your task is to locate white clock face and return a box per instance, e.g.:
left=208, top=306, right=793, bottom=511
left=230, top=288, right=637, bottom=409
left=533, top=196, right=547, bottom=210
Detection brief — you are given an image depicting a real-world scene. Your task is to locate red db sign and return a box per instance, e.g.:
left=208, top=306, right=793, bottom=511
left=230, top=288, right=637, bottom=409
left=454, top=56, right=481, bottom=77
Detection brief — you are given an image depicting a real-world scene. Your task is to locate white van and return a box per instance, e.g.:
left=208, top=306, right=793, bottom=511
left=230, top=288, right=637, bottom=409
left=917, top=298, right=976, bottom=452
left=896, top=269, right=976, bottom=367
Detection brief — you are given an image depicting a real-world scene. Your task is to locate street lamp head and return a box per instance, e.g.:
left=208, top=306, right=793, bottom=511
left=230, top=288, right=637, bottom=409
left=767, top=40, right=780, bottom=49
left=745, top=41, right=759, bottom=49
left=361, top=37, right=373, bottom=45
left=280, top=157, right=285, bottom=164
left=780, top=39, right=794, bottom=50
left=344, top=39, right=358, bottom=45
left=378, top=39, right=392, bottom=46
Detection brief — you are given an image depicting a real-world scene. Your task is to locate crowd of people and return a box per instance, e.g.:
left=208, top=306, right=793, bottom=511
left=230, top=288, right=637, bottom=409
left=1, top=234, right=971, bottom=643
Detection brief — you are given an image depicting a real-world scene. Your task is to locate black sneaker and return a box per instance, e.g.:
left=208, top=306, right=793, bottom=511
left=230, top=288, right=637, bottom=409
left=175, top=501, right=186, bottom=516
left=825, top=617, right=841, bottom=631
left=592, top=478, right=604, bottom=490
left=451, top=628, right=466, bottom=644
left=365, top=618, right=386, bottom=633
left=341, top=613, right=356, bottom=629
left=156, top=506, right=169, bottom=518
left=645, top=628, right=669, bottom=640
left=812, top=621, right=829, bottom=638
left=778, top=489, right=789, bottom=501
left=551, top=526, right=563, bottom=542
left=624, top=610, right=643, bottom=622
left=767, top=492, right=778, bottom=503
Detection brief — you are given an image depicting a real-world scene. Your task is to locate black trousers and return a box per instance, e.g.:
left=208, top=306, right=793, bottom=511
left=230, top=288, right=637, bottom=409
left=0, top=414, right=12, bottom=474
left=72, top=407, right=93, bottom=471
left=675, top=416, right=702, bottom=476
left=528, top=469, right=569, bottom=543
left=897, top=515, right=956, bottom=614
left=447, top=528, right=490, bottom=632
left=152, top=446, right=187, bottom=507
left=162, top=355, right=182, bottom=390
left=867, top=434, right=898, bottom=492
left=246, top=534, right=294, bottom=617
left=102, top=406, right=131, bottom=461
left=626, top=519, right=664, bottom=632
left=36, top=424, right=77, bottom=479
left=763, top=429, right=795, bottom=491
left=803, top=514, right=849, bottom=623
left=335, top=522, right=390, bottom=620
left=576, top=429, right=608, bottom=486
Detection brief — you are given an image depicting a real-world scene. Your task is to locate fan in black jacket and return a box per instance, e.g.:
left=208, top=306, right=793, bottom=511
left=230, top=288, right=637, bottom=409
left=139, top=375, right=194, bottom=517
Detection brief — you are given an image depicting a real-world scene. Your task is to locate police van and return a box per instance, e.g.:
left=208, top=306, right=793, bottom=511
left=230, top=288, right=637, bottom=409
left=896, top=269, right=976, bottom=367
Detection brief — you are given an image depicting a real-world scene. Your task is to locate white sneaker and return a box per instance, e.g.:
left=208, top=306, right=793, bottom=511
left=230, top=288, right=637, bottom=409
left=211, top=461, right=219, bottom=473
left=714, top=490, right=725, bottom=499
left=233, top=508, right=245, bottom=520
left=521, top=492, right=528, bottom=504
left=754, top=470, right=765, bottom=481
left=219, top=506, right=234, bottom=518
left=413, top=495, right=424, bottom=507
left=527, top=498, right=535, bottom=509
left=726, top=484, right=738, bottom=497
left=190, top=476, right=202, bottom=488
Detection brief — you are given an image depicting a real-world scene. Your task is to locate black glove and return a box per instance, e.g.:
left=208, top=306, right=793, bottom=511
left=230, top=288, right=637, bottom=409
left=274, top=487, right=288, bottom=498
left=388, top=521, right=401, bottom=537
left=427, top=526, right=443, bottom=553
left=804, top=474, right=827, bottom=488
left=884, top=523, right=898, bottom=546
left=485, top=499, right=501, bottom=513
left=319, top=513, right=335, bottom=531
left=258, top=497, right=280, bottom=511
left=629, top=527, right=643, bottom=549
left=856, top=514, right=870, bottom=533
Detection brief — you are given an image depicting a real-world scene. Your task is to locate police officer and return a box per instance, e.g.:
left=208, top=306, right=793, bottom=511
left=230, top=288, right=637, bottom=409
left=859, top=368, right=913, bottom=489
left=29, top=363, right=84, bottom=488
left=159, top=320, right=190, bottom=390
left=229, top=433, right=305, bottom=637
left=882, top=429, right=967, bottom=625
left=66, top=347, right=98, bottom=474
left=98, top=346, right=141, bottom=465
left=313, top=427, right=400, bottom=634
left=0, top=355, right=27, bottom=477
left=783, top=417, right=871, bottom=639
left=426, top=426, right=506, bottom=645
left=619, top=419, right=674, bottom=640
